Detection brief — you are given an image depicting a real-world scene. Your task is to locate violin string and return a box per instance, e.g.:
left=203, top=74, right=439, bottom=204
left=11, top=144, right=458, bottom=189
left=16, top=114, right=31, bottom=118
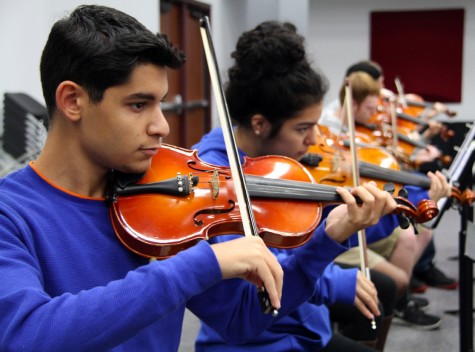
left=192, top=171, right=343, bottom=202
left=359, top=162, right=431, bottom=188
left=246, top=176, right=347, bottom=203
left=187, top=171, right=428, bottom=222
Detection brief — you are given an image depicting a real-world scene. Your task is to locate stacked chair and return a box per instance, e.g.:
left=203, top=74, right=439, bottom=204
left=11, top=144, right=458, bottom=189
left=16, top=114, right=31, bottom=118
left=1, top=93, right=48, bottom=176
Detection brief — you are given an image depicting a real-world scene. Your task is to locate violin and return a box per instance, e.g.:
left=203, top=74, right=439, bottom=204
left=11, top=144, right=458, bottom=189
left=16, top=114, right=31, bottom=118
left=360, top=117, right=426, bottom=149
left=302, top=132, right=402, bottom=192
left=353, top=118, right=452, bottom=171
left=375, top=100, right=455, bottom=143
left=378, top=90, right=456, bottom=144
left=380, top=89, right=457, bottom=119
left=107, top=144, right=438, bottom=259
left=335, top=121, right=417, bottom=170
left=301, top=133, right=469, bottom=205
left=403, top=93, right=457, bottom=119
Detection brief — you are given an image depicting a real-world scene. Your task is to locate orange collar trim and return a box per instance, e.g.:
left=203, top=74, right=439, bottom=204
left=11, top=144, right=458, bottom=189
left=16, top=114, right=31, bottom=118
left=29, top=161, right=105, bottom=201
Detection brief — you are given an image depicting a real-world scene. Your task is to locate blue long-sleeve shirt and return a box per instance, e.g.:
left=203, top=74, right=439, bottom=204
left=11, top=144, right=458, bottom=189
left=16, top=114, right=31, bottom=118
left=0, top=158, right=351, bottom=351
left=192, top=127, right=358, bottom=351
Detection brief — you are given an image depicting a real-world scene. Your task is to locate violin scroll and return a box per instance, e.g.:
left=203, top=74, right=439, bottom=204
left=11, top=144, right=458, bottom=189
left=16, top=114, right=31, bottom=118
left=392, top=197, right=439, bottom=230
left=415, top=199, right=440, bottom=223
left=462, top=189, right=475, bottom=206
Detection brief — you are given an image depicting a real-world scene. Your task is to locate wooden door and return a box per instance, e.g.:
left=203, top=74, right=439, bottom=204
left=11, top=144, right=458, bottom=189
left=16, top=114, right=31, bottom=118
left=160, top=0, right=211, bottom=149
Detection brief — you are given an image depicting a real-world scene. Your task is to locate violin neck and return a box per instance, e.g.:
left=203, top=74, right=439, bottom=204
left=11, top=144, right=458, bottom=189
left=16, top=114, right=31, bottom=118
left=397, top=111, right=428, bottom=128
left=245, top=175, right=350, bottom=203
left=406, top=99, right=429, bottom=109
left=301, top=150, right=431, bottom=190
left=356, top=121, right=377, bottom=131
left=397, top=133, right=427, bottom=149
left=359, top=161, right=431, bottom=189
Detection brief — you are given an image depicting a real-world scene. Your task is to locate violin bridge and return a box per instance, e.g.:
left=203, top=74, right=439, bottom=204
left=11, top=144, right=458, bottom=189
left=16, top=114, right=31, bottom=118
left=332, top=153, right=340, bottom=173
left=211, top=169, right=219, bottom=199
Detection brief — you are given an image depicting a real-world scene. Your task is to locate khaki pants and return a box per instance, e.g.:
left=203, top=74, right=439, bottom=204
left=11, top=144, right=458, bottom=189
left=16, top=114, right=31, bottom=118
left=335, top=227, right=404, bottom=268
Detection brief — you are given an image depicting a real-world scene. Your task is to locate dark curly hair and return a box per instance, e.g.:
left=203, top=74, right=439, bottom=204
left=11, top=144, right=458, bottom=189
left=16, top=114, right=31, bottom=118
left=40, top=5, right=186, bottom=116
left=226, top=21, right=328, bottom=137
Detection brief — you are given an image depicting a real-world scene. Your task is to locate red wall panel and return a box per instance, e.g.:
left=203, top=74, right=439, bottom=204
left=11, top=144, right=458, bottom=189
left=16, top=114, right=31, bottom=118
left=370, top=9, right=464, bottom=102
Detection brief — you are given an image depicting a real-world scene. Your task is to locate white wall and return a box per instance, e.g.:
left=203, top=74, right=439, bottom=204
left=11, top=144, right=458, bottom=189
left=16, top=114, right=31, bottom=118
left=199, top=0, right=309, bottom=71
left=210, top=0, right=474, bottom=123
left=201, top=0, right=310, bottom=127
left=307, top=0, right=474, bottom=122
left=0, top=0, right=473, bottom=133
left=210, top=0, right=309, bottom=80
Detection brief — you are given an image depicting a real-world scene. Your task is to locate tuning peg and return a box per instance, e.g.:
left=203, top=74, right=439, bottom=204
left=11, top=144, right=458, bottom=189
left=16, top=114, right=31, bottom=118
left=300, top=153, right=322, bottom=167
left=397, top=213, right=410, bottom=229
left=383, top=182, right=396, bottom=194
left=411, top=218, right=419, bottom=235
left=398, top=187, right=409, bottom=198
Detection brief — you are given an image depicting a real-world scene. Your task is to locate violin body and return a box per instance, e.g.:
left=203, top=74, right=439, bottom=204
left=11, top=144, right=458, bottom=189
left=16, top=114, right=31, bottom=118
left=377, top=92, right=455, bottom=143
left=312, top=128, right=468, bottom=205
left=109, top=144, right=439, bottom=259
left=402, top=93, right=426, bottom=118
left=302, top=133, right=403, bottom=192
left=403, top=93, right=457, bottom=118
left=109, top=144, right=321, bottom=258
left=321, top=123, right=416, bottom=171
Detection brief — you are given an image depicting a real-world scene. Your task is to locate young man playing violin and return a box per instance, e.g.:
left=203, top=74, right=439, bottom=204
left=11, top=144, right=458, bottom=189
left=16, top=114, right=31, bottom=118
left=0, top=5, right=397, bottom=351
left=320, top=70, right=452, bottom=330
left=193, top=21, right=400, bottom=351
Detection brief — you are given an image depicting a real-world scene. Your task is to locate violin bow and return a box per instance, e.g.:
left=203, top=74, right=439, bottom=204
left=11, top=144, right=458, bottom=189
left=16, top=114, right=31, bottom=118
left=388, top=95, right=399, bottom=150
left=343, top=79, right=377, bottom=330
left=199, top=16, right=278, bottom=316
left=394, top=77, right=408, bottom=109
